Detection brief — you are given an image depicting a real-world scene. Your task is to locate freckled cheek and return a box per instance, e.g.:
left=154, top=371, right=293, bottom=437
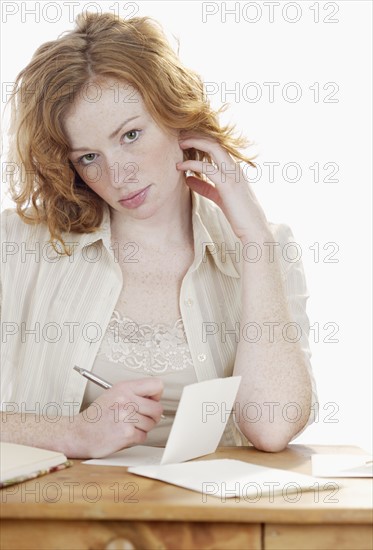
left=170, top=140, right=185, bottom=164
left=153, top=141, right=182, bottom=172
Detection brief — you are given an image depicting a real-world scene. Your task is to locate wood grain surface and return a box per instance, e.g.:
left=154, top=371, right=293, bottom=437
left=1, top=445, right=372, bottom=550
left=1, top=445, right=371, bottom=524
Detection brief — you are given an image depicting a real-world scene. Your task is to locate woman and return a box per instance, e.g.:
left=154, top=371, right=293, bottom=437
left=1, top=12, right=317, bottom=458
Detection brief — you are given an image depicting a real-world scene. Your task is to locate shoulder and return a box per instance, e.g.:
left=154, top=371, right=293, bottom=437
left=268, top=222, right=295, bottom=243
left=0, top=207, right=96, bottom=249
left=268, top=221, right=299, bottom=267
left=268, top=222, right=308, bottom=291
left=1, top=207, right=50, bottom=244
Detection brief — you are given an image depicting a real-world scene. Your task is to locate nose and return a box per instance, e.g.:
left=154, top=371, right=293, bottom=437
left=106, top=158, right=140, bottom=189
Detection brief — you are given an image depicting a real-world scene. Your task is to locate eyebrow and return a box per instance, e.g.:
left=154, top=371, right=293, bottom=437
left=69, top=115, right=140, bottom=153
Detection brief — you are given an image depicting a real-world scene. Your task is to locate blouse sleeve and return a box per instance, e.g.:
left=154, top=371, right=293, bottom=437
left=270, top=222, right=318, bottom=438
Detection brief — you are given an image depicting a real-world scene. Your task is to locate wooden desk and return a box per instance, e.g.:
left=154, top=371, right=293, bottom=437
left=1, top=445, right=372, bottom=550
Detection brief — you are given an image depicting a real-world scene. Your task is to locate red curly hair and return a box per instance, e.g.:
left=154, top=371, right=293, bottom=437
left=6, top=12, right=255, bottom=255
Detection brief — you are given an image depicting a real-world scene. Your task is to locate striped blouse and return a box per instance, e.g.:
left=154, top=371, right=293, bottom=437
left=0, top=190, right=317, bottom=445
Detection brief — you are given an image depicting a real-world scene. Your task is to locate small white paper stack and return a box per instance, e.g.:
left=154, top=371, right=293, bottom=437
left=311, top=454, right=373, bottom=478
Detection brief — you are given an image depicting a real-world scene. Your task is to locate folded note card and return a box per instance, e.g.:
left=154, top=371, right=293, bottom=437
left=84, top=376, right=241, bottom=467
left=311, top=454, right=373, bottom=478
left=128, top=458, right=328, bottom=498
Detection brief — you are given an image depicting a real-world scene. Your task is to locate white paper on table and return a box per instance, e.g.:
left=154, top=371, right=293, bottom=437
left=83, top=376, right=241, bottom=467
left=311, top=454, right=373, bottom=478
left=85, top=446, right=165, bottom=467
left=128, top=458, right=330, bottom=498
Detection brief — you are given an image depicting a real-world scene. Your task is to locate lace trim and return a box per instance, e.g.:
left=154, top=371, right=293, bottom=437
left=97, top=309, right=194, bottom=374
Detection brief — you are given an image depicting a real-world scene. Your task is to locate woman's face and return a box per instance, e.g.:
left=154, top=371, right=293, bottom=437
left=64, top=79, right=185, bottom=217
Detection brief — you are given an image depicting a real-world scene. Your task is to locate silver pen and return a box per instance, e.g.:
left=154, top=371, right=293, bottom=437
left=74, top=365, right=113, bottom=389
left=73, top=365, right=166, bottom=419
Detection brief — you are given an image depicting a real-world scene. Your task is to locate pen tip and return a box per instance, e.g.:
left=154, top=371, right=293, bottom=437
left=73, top=365, right=82, bottom=373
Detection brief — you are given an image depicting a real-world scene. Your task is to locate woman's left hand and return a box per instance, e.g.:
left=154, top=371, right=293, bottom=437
left=176, top=134, right=270, bottom=242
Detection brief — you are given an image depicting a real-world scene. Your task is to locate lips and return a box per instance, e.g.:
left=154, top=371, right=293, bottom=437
left=120, top=186, right=149, bottom=201
left=118, top=185, right=151, bottom=210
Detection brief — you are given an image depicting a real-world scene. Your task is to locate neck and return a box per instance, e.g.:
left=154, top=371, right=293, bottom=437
left=109, top=183, right=194, bottom=251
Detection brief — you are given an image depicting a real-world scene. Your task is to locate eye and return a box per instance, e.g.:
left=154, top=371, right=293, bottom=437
left=77, top=153, right=97, bottom=166
left=122, top=129, right=141, bottom=143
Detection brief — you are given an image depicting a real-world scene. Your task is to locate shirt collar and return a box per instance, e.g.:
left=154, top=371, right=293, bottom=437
left=77, top=191, right=240, bottom=279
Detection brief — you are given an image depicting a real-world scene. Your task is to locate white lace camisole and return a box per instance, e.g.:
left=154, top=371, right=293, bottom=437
left=81, top=308, right=198, bottom=446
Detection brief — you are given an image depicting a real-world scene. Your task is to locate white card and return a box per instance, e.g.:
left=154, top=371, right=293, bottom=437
left=128, top=458, right=328, bottom=498
left=85, top=446, right=165, bottom=467
left=84, top=376, right=241, bottom=467
left=160, top=376, right=241, bottom=464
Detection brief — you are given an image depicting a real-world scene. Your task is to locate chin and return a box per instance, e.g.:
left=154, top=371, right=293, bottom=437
left=129, top=204, right=157, bottom=217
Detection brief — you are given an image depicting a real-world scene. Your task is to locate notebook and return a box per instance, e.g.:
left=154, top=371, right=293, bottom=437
left=0, top=442, right=72, bottom=488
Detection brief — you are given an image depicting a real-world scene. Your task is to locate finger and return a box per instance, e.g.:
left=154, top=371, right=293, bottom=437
left=135, top=395, right=164, bottom=421
left=117, top=403, right=156, bottom=432
left=179, top=134, right=222, bottom=152
left=185, top=176, right=221, bottom=205
left=127, top=412, right=157, bottom=434
left=177, top=159, right=220, bottom=182
left=179, top=137, right=232, bottom=169
left=126, top=377, right=164, bottom=400
left=111, top=393, right=163, bottom=423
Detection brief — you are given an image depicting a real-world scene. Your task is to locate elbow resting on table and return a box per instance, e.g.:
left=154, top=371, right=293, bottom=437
left=249, top=433, right=291, bottom=453
left=237, top=423, right=302, bottom=453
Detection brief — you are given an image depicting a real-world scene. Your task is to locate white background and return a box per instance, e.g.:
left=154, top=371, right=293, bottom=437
left=1, top=1, right=372, bottom=452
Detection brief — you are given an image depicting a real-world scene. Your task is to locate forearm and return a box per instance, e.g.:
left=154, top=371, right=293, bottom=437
left=0, top=412, right=75, bottom=456
left=233, top=231, right=312, bottom=452
left=0, top=380, right=164, bottom=459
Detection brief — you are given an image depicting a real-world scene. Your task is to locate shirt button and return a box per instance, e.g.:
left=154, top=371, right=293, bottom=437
left=184, top=298, right=194, bottom=307
left=198, top=353, right=207, bottom=362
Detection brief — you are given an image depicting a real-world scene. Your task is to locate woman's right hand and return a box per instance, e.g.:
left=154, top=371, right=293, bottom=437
left=68, top=378, right=164, bottom=458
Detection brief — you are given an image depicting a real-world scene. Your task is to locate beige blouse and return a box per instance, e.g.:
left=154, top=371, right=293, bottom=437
left=1, top=189, right=318, bottom=446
